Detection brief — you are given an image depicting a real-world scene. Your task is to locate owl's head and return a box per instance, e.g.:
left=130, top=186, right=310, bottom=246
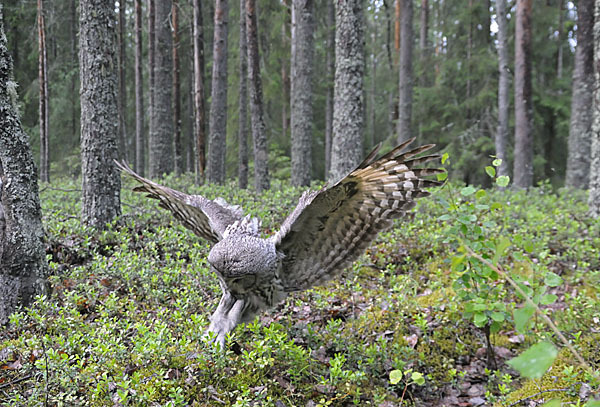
left=208, top=234, right=278, bottom=295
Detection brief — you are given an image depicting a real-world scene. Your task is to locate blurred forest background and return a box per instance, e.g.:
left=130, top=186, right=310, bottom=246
left=2, top=0, right=590, bottom=188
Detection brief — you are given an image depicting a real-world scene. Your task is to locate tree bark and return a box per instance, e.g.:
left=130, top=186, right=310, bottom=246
left=79, top=0, right=121, bottom=228
left=324, top=0, right=334, bottom=179
left=207, top=0, right=229, bottom=184
left=330, top=0, right=364, bottom=182
left=246, top=0, right=270, bottom=192
left=173, top=0, right=183, bottom=175
left=150, top=0, right=174, bottom=177
left=513, top=0, right=534, bottom=189
left=0, top=6, right=48, bottom=324
left=118, top=0, right=128, bottom=161
left=148, top=0, right=155, bottom=175
left=281, top=11, right=291, bottom=145
left=37, top=0, right=50, bottom=183
left=290, top=0, right=315, bottom=187
left=192, top=0, right=207, bottom=182
left=419, top=0, right=428, bottom=53
left=588, top=0, right=600, bottom=218
left=495, top=0, right=510, bottom=179
left=566, top=0, right=594, bottom=189
left=238, top=0, right=249, bottom=189
left=134, top=0, right=145, bottom=175
left=368, top=25, right=376, bottom=150
left=397, top=0, right=413, bottom=143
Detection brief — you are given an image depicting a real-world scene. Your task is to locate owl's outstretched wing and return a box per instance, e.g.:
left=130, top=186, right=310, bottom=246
left=115, top=161, right=244, bottom=243
left=273, top=138, right=445, bottom=291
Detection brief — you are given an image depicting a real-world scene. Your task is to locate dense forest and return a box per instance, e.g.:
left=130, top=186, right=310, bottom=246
left=1, top=0, right=600, bottom=405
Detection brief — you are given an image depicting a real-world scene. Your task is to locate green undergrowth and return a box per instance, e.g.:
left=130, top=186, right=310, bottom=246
left=0, top=175, right=599, bottom=406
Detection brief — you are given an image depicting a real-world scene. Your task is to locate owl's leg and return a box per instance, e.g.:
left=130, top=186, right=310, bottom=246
left=205, top=291, right=246, bottom=349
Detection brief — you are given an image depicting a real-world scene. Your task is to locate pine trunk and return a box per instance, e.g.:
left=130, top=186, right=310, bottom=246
left=566, top=0, right=593, bottom=189
left=238, top=0, right=249, bottom=189
left=173, top=0, right=183, bottom=175
left=324, top=0, right=334, bottom=179
left=37, top=0, right=50, bottom=183
left=588, top=0, right=600, bottom=218
left=148, top=0, right=155, bottom=175
left=134, top=0, right=145, bottom=175
left=246, top=0, right=270, bottom=192
left=330, top=0, right=364, bottom=182
left=290, top=0, right=315, bottom=187
left=150, top=0, right=174, bottom=177
left=0, top=7, right=48, bottom=323
left=207, top=0, right=229, bottom=184
left=495, top=0, right=510, bottom=179
left=397, top=0, right=413, bottom=143
left=118, top=0, right=128, bottom=161
left=192, top=0, right=207, bottom=182
left=513, top=0, right=534, bottom=189
left=79, top=0, right=121, bottom=228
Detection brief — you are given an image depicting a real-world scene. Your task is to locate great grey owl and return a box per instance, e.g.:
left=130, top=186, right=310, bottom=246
left=116, top=139, right=444, bottom=347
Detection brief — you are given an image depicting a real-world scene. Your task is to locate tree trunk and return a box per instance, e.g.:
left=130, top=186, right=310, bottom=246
left=290, top=0, right=315, bottom=187
left=513, top=0, right=534, bottom=189
left=368, top=26, right=376, bottom=150
left=37, top=0, right=50, bottom=183
left=192, top=0, right=207, bottom=182
left=495, top=0, right=510, bottom=179
left=173, top=0, right=183, bottom=175
left=588, top=0, right=600, bottom=218
left=324, top=0, right=334, bottom=179
left=397, top=0, right=413, bottom=143
left=246, top=0, right=270, bottom=192
left=556, top=0, right=564, bottom=79
left=134, top=0, right=145, bottom=175
left=150, top=0, right=174, bottom=177
left=330, top=0, right=364, bottom=181
left=118, top=0, right=128, bottom=162
left=0, top=7, right=48, bottom=324
left=207, top=0, right=229, bottom=184
left=238, top=0, right=249, bottom=189
left=71, top=0, right=78, bottom=145
left=566, top=0, right=593, bottom=189
left=148, top=0, right=155, bottom=175
left=281, top=11, right=291, bottom=144
left=419, top=0, right=428, bottom=53
left=79, top=0, right=121, bottom=228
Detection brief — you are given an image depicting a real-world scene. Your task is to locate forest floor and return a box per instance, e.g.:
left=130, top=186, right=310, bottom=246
left=0, top=173, right=599, bottom=406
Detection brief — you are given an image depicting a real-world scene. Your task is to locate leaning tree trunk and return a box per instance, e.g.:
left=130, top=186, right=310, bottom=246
left=149, top=0, right=174, bottom=177
left=566, top=0, right=594, bottom=189
left=246, top=0, right=270, bottom=192
left=134, top=0, right=145, bottom=175
left=290, top=0, right=315, bottom=187
left=79, top=0, right=121, bottom=228
left=589, top=0, right=600, bottom=218
left=513, top=0, right=534, bottom=189
left=207, top=0, right=229, bottom=185
left=0, top=5, right=48, bottom=323
left=329, top=0, right=365, bottom=182
left=495, top=0, right=510, bottom=179
left=397, top=0, right=414, bottom=144
left=238, top=0, right=249, bottom=189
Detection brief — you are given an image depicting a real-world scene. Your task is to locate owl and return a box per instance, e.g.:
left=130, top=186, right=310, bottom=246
left=116, top=138, right=444, bottom=347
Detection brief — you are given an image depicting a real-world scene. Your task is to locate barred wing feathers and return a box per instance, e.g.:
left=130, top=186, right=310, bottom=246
left=274, top=139, right=444, bottom=291
left=115, top=161, right=243, bottom=243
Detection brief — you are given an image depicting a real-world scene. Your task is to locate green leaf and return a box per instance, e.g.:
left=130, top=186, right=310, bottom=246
left=485, top=166, right=496, bottom=178
left=507, top=342, right=558, bottom=378
left=544, top=272, right=563, bottom=287
left=513, top=304, right=535, bottom=334
left=491, top=311, right=505, bottom=322
left=389, top=369, right=403, bottom=385
left=493, top=237, right=511, bottom=264
left=475, top=189, right=487, bottom=199
left=437, top=171, right=448, bottom=181
left=473, top=312, right=488, bottom=327
left=496, top=176, right=510, bottom=187
left=411, top=371, right=425, bottom=385
left=460, top=186, right=477, bottom=196
left=438, top=214, right=451, bottom=221
left=442, top=152, right=449, bottom=164
left=492, top=158, right=503, bottom=167
left=585, top=401, right=600, bottom=407
left=541, top=399, right=561, bottom=407
left=540, top=294, right=558, bottom=305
